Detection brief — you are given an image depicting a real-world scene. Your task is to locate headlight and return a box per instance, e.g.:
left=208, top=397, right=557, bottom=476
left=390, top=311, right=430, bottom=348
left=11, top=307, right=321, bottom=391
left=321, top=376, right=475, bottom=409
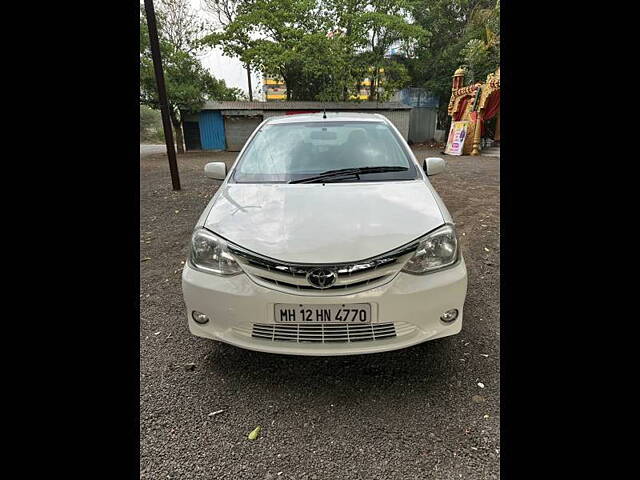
left=401, top=224, right=459, bottom=274
left=189, top=229, right=243, bottom=275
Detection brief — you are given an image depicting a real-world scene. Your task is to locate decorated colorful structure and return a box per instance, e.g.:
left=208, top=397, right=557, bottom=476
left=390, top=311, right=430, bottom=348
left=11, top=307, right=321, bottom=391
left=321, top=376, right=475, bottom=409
left=447, top=67, right=500, bottom=155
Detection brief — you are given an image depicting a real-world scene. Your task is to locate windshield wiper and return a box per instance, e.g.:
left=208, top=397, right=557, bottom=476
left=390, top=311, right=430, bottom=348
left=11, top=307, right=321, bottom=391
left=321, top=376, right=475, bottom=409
left=288, top=166, right=409, bottom=184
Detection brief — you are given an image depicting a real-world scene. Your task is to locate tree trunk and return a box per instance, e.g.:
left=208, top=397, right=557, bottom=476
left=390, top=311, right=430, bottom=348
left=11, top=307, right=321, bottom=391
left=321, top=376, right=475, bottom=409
left=174, top=124, right=185, bottom=154
left=286, top=80, right=291, bottom=100
left=443, top=115, right=452, bottom=150
left=170, top=111, right=184, bottom=154
left=246, top=64, right=253, bottom=102
left=369, top=67, right=377, bottom=101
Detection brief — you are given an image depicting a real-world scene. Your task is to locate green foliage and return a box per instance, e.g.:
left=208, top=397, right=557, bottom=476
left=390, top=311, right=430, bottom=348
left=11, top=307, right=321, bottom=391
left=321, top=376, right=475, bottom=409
left=356, top=0, right=428, bottom=100
left=142, top=0, right=499, bottom=125
left=140, top=105, right=164, bottom=143
left=205, top=0, right=427, bottom=101
left=403, top=0, right=500, bottom=125
left=460, top=0, right=500, bottom=83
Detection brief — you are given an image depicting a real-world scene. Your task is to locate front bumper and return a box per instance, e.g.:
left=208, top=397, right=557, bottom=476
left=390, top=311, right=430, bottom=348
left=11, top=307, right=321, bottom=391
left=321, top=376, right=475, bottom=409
left=181, top=257, right=467, bottom=356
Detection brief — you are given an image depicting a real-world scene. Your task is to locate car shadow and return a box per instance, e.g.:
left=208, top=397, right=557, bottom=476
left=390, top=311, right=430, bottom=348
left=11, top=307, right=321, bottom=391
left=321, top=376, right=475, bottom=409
left=200, top=336, right=464, bottom=411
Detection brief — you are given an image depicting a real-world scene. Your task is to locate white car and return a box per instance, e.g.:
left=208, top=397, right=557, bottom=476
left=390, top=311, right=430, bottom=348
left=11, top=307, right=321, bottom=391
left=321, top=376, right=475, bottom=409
left=182, top=112, right=467, bottom=355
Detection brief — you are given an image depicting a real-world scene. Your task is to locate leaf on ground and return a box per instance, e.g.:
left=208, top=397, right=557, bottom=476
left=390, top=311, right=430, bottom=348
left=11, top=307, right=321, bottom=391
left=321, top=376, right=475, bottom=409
left=248, top=426, right=261, bottom=440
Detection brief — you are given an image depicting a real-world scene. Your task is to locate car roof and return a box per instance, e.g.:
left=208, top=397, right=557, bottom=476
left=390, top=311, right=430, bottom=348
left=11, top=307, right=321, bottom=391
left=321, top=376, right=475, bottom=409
left=265, top=112, right=389, bottom=125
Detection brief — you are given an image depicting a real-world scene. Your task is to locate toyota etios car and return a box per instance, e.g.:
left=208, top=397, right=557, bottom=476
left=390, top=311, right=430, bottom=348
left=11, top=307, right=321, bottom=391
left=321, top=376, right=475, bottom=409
left=182, top=112, right=467, bottom=355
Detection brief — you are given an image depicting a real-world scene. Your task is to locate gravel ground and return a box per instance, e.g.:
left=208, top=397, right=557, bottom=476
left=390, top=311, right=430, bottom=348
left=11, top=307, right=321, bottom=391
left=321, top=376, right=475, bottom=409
left=140, top=144, right=167, bottom=157
left=140, top=146, right=500, bottom=479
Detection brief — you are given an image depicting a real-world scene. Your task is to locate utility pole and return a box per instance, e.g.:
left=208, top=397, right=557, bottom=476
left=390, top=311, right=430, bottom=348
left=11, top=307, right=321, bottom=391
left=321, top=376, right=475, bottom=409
left=144, top=0, right=181, bottom=191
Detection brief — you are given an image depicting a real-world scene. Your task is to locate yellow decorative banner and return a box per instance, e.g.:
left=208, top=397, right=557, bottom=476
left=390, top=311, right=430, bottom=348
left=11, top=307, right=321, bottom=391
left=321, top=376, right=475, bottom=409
left=445, top=121, right=469, bottom=156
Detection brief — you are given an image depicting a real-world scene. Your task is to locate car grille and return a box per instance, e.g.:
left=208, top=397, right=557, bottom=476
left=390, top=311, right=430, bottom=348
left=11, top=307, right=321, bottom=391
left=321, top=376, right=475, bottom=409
left=251, top=322, right=398, bottom=343
left=228, top=242, right=418, bottom=295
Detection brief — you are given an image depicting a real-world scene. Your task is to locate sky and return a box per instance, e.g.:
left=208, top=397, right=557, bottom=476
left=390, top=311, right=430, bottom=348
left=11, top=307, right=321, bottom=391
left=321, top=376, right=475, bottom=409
left=199, top=47, right=263, bottom=100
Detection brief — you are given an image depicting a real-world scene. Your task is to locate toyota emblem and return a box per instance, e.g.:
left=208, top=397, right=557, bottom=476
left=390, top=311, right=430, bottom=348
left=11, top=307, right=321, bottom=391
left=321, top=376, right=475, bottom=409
left=306, top=268, right=338, bottom=289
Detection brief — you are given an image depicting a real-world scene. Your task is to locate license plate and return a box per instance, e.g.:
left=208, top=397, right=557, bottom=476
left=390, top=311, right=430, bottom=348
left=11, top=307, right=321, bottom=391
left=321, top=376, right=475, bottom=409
left=274, top=303, right=371, bottom=324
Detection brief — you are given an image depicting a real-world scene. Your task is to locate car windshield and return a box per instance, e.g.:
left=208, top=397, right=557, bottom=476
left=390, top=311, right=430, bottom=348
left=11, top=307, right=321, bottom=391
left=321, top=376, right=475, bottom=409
left=232, top=121, right=418, bottom=183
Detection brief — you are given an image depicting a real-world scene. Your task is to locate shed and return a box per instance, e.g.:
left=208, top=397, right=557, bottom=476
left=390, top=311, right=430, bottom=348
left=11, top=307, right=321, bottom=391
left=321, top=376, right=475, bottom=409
left=183, top=101, right=412, bottom=152
left=392, top=88, right=439, bottom=144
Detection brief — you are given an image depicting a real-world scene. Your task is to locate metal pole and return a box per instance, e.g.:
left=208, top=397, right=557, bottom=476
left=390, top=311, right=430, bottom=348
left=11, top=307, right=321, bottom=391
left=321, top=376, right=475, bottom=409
left=144, top=0, right=181, bottom=191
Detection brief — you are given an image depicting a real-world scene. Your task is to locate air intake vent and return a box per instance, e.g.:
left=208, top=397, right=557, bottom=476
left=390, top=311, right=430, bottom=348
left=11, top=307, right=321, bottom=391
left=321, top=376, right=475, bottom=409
left=251, top=323, right=397, bottom=343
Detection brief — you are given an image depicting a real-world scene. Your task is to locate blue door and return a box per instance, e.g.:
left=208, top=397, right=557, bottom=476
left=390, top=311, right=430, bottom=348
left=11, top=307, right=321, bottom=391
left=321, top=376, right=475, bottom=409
left=199, top=111, right=226, bottom=150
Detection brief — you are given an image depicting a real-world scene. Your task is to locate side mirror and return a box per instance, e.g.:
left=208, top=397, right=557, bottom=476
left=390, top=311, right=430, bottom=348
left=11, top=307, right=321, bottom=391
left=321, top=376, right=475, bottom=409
left=423, top=157, right=446, bottom=176
left=204, top=162, right=226, bottom=180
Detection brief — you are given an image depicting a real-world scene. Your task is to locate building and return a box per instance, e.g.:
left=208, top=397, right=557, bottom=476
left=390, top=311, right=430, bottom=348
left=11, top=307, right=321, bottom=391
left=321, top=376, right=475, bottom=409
left=392, top=87, right=439, bottom=144
left=182, top=101, right=412, bottom=152
left=263, top=75, right=287, bottom=101
left=354, top=78, right=373, bottom=101
left=263, top=68, right=384, bottom=102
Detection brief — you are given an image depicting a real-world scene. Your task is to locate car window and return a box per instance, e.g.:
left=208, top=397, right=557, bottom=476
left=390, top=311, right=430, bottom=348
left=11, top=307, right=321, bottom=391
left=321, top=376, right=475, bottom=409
left=232, top=121, right=418, bottom=183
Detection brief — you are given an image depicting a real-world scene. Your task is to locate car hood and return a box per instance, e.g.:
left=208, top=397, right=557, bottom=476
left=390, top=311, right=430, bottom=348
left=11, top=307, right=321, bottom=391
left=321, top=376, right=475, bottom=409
left=204, top=180, right=445, bottom=264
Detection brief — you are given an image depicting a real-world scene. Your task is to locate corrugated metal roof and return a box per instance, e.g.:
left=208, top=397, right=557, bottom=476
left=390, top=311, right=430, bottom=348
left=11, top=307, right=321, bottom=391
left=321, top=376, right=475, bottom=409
left=202, top=101, right=411, bottom=111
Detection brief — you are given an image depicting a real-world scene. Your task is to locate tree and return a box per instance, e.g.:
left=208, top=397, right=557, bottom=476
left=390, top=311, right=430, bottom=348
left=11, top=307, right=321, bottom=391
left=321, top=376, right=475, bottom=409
left=460, top=0, right=499, bottom=83
left=157, top=0, right=208, bottom=54
left=206, top=0, right=323, bottom=100
left=140, top=105, right=164, bottom=143
left=357, top=0, right=427, bottom=100
left=140, top=2, right=242, bottom=152
left=405, top=0, right=500, bottom=127
left=208, top=0, right=426, bottom=102
left=321, top=0, right=370, bottom=100
left=202, top=0, right=256, bottom=101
